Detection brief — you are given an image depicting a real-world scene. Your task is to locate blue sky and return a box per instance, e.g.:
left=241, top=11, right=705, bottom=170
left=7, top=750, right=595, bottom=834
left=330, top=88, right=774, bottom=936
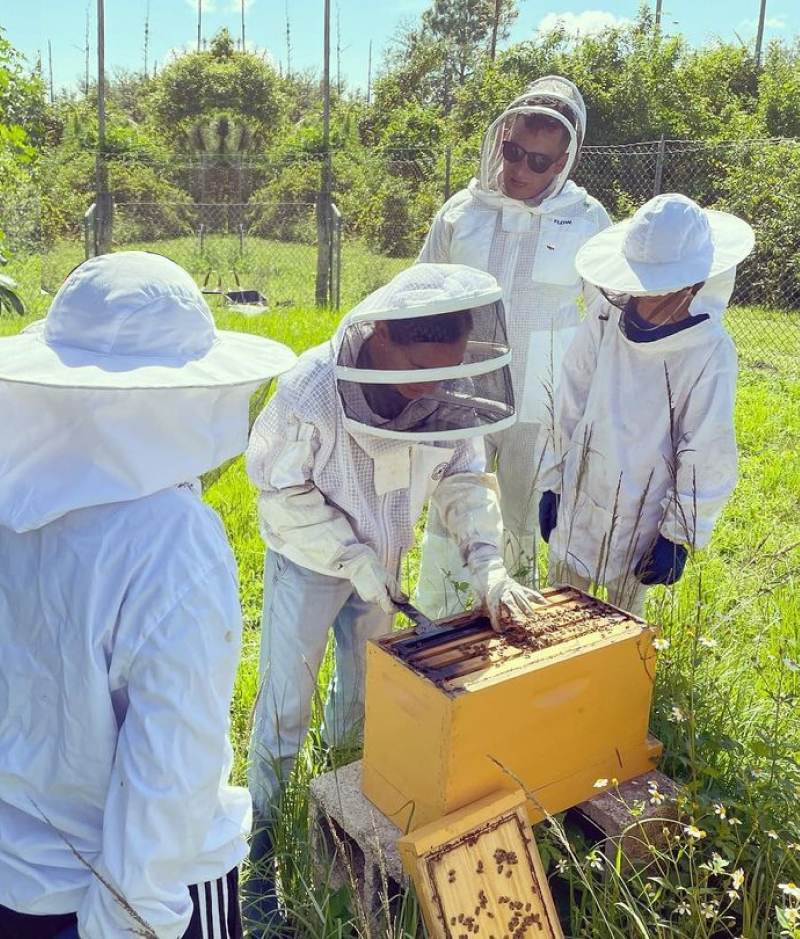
left=3, top=1, right=798, bottom=95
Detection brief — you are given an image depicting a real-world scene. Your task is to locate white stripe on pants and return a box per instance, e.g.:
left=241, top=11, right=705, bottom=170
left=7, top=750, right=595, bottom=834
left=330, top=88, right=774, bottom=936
left=248, top=550, right=393, bottom=815
left=188, top=869, right=238, bottom=939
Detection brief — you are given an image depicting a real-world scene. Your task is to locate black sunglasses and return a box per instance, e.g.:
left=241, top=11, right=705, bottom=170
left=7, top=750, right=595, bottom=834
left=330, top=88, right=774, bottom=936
left=501, top=140, right=560, bottom=174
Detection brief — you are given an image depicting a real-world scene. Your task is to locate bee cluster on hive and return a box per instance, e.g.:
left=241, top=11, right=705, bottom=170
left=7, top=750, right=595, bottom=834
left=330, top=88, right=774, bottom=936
left=384, top=586, right=636, bottom=692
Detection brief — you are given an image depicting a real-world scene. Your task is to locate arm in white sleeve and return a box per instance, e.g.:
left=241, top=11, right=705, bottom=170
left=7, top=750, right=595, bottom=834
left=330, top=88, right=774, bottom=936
left=246, top=391, right=374, bottom=578
left=77, top=561, right=243, bottom=939
left=579, top=200, right=612, bottom=317
left=539, top=310, right=605, bottom=493
left=432, top=472, right=545, bottom=627
left=659, top=358, right=738, bottom=548
left=431, top=472, right=503, bottom=568
left=416, top=203, right=453, bottom=263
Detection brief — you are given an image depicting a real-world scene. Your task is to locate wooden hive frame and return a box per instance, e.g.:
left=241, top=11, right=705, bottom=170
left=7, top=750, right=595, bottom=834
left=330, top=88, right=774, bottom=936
left=398, top=789, right=563, bottom=939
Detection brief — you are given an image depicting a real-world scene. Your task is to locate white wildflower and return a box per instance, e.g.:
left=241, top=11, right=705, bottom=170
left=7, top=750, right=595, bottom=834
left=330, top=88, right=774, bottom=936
left=779, top=882, right=800, bottom=902
left=700, top=900, right=718, bottom=920
left=586, top=851, right=604, bottom=872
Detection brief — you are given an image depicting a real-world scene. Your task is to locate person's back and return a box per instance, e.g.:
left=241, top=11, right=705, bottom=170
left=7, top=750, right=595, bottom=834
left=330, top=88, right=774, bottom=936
left=0, top=488, right=247, bottom=933
left=0, top=251, right=296, bottom=939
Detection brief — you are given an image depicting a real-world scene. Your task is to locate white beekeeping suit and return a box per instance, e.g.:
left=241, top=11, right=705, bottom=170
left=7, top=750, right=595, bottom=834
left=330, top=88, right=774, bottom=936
left=541, top=194, right=755, bottom=615
left=0, top=252, right=296, bottom=939
left=416, top=75, right=612, bottom=616
left=246, top=263, right=541, bottom=817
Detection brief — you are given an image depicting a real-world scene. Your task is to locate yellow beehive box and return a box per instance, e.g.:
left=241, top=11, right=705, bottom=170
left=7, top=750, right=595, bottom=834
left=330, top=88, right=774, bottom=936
left=398, top=788, right=564, bottom=939
left=362, top=585, right=662, bottom=831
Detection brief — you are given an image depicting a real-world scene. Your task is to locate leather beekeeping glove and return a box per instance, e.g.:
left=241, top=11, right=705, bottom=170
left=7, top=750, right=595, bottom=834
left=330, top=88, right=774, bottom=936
left=538, top=490, right=560, bottom=544
left=471, top=555, right=546, bottom=632
left=634, top=534, right=688, bottom=586
left=347, top=551, right=402, bottom=614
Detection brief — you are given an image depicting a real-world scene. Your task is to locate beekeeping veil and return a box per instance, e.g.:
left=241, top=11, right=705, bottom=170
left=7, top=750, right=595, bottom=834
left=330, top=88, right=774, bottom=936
left=477, top=75, right=586, bottom=200
left=334, top=263, right=515, bottom=442
left=0, top=251, right=297, bottom=533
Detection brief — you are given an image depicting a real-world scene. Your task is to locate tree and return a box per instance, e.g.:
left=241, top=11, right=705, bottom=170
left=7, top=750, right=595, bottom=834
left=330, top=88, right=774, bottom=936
left=0, top=26, right=41, bottom=272
left=422, top=0, right=517, bottom=83
left=149, top=28, right=284, bottom=152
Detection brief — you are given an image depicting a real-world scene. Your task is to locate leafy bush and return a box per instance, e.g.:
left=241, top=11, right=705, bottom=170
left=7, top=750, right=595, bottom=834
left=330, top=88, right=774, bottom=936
left=715, top=141, right=800, bottom=309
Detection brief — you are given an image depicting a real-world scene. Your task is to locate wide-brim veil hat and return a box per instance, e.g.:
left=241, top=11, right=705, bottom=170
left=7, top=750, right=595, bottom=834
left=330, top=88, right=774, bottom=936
left=575, top=194, right=755, bottom=296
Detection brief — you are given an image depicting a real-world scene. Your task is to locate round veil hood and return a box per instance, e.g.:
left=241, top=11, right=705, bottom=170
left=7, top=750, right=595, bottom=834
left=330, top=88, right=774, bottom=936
left=0, top=251, right=298, bottom=532
left=477, top=75, right=587, bottom=202
left=333, top=263, right=516, bottom=443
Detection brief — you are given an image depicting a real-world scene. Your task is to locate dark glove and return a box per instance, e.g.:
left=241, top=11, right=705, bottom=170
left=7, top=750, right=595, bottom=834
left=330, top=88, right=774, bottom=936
left=635, top=534, right=688, bottom=586
left=538, top=491, right=560, bottom=544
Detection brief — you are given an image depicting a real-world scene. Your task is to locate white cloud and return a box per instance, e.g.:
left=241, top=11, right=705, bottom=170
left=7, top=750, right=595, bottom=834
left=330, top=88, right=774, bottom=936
left=244, top=41, right=277, bottom=65
left=738, top=15, right=787, bottom=30
left=536, top=10, right=631, bottom=38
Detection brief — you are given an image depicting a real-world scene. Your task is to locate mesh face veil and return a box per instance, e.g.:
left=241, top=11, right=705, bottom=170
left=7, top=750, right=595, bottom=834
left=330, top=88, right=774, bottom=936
left=334, top=263, right=515, bottom=442
left=478, top=75, right=587, bottom=198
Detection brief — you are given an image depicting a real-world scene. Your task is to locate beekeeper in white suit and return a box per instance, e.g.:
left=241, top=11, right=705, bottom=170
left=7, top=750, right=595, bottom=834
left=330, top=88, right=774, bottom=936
left=245, top=263, right=541, bottom=830
left=539, top=194, right=755, bottom=615
left=0, top=252, right=296, bottom=939
left=415, top=75, right=612, bottom=616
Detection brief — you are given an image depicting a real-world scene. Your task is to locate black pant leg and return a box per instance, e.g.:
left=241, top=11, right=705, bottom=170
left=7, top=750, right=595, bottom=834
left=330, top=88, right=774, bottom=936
left=0, top=904, right=77, bottom=939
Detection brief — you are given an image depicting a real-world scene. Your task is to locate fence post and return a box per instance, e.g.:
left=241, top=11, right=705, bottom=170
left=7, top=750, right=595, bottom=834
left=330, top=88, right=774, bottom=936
left=653, top=135, right=666, bottom=197
left=329, top=202, right=342, bottom=310
left=316, top=189, right=331, bottom=307
left=84, top=203, right=97, bottom=259
left=96, top=192, right=114, bottom=253
left=444, top=145, right=452, bottom=203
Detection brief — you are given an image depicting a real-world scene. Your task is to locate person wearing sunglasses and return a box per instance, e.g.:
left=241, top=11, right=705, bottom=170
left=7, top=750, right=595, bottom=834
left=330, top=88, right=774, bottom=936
left=415, top=75, right=612, bottom=617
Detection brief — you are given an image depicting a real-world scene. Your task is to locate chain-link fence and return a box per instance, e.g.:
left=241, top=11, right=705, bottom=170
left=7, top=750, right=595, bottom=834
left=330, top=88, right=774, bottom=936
left=77, top=195, right=406, bottom=313
left=573, top=139, right=800, bottom=374
left=7, top=138, right=800, bottom=372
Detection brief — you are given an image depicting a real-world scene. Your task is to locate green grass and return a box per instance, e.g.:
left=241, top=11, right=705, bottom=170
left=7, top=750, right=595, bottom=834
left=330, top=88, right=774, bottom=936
left=1, top=250, right=799, bottom=936
left=206, top=319, right=800, bottom=939
left=3, top=233, right=411, bottom=321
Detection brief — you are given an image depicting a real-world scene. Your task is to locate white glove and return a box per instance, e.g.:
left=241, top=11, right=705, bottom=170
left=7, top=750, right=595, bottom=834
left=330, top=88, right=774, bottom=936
left=471, top=556, right=545, bottom=633
left=347, top=552, right=400, bottom=615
